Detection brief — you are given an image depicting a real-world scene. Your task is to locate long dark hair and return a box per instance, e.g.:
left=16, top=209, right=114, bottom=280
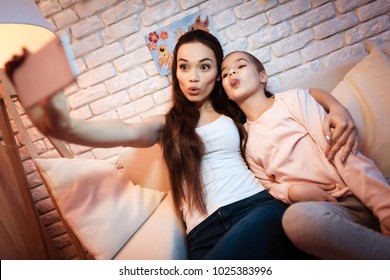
left=162, top=30, right=247, bottom=214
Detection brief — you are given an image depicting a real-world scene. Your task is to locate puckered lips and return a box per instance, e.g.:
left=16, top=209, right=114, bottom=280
left=187, top=86, right=200, bottom=95
left=230, top=78, right=240, bottom=88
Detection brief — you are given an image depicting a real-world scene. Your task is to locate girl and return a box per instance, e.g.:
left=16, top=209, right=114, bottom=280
left=221, top=50, right=390, bottom=259
left=8, top=30, right=356, bottom=259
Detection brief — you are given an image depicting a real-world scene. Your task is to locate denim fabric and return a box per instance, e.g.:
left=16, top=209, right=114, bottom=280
left=187, top=191, right=304, bottom=259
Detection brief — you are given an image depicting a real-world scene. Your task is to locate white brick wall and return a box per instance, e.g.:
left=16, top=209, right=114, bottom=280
left=22, top=0, right=389, bottom=259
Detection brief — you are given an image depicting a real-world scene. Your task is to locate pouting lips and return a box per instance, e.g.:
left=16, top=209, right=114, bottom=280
left=188, top=87, right=200, bottom=95
left=230, top=79, right=240, bottom=88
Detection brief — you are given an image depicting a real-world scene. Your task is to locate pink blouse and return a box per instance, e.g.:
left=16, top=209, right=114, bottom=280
left=245, top=89, right=389, bottom=218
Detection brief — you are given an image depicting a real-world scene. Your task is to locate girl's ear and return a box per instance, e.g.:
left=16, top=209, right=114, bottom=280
left=260, top=70, right=268, bottom=83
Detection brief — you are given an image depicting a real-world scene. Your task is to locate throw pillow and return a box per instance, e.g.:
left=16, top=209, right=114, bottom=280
left=34, top=157, right=166, bottom=260
left=331, top=40, right=390, bottom=180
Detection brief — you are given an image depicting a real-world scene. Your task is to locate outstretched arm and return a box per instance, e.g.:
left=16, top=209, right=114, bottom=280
left=309, top=88, right=358, bottom=163
left=6, top=46, right=163, bottom=149
left=27, top=91, right=164, bottom=148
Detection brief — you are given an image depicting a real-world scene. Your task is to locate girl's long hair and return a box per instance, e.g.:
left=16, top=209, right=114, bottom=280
left=162, top=30, right=247, bottom=214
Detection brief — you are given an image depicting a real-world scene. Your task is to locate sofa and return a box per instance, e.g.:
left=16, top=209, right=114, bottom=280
left=34, top=39, right=390, bottom=260
left=35, top=144, right=188, bottom=260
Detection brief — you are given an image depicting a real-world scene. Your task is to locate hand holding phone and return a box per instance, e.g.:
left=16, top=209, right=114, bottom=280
left=6, top=36, right=77, bottom=109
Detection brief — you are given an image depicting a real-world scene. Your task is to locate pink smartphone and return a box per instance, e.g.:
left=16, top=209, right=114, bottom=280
left=11, top=36, right=77, bottom=109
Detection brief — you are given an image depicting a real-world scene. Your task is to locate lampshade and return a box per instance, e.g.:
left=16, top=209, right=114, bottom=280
left=0, top=0, right=56, bottom=68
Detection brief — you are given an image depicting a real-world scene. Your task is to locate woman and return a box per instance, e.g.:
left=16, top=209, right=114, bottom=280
left=221, top=50, right=390, bottom=259
left=8, top=30, right=356, bottom=259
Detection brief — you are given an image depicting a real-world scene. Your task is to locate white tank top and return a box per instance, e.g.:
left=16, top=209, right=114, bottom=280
left=182, top=115, right=264, bottom=233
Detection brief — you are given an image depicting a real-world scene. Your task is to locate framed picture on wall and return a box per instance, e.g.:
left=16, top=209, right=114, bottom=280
left=145, top=11, right=210, bottom=76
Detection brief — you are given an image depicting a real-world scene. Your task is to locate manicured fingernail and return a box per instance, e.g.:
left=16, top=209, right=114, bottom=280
left=325, top=135, right=331, bottom=143
left=328, top=154, right=334, bottom=161
left=354, top=149, right=358, bottom=155
left=341, top=156, right=346, bottom=164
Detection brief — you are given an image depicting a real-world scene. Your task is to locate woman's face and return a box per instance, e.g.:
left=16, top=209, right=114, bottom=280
left=221, top=52, right=264, bottom=103
left=176, top=42, right=219, bottom=108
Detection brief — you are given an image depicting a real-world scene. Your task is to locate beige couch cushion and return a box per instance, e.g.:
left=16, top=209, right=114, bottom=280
left=118, top=144, right=170, bottom=192
left=331, top=41, right=390, bottom=180
left=114, top=192, right=187, bottom=260
left=116, top=145, right=188, bottom=259
left=35, top=157, right=166, bottom=260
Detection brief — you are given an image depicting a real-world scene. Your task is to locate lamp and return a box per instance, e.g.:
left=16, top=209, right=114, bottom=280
left=0, top=0, right=57, bottom=259
left=0, top=0, right=56, bottom=68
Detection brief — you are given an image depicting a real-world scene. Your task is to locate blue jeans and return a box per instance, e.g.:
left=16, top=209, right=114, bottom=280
left=187, top=191, right=305, bottom=259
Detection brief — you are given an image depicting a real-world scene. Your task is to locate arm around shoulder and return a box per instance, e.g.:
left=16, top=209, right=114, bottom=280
left=308, top=88, right=358, bottom=162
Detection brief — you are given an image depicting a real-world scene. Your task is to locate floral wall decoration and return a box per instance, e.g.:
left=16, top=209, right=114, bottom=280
left=145, top=11, right=210, bottom=76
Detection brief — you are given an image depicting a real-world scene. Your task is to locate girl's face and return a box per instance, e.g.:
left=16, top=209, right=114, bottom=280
left=221, top=52, right=265, bottom=103
left=176, top=42, right=219, bottom=108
